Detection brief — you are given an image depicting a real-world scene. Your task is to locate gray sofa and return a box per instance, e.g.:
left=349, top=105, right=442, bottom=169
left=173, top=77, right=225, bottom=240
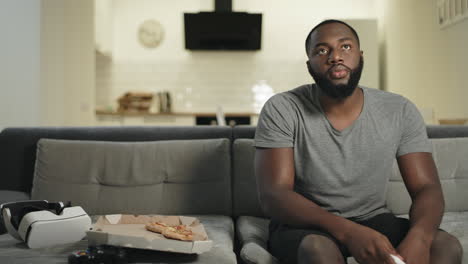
left=0, top=125, right=466, bottom=264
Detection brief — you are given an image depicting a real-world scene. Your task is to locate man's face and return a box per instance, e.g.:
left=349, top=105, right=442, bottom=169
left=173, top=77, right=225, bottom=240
left=306, top=23, right=363, bottom=99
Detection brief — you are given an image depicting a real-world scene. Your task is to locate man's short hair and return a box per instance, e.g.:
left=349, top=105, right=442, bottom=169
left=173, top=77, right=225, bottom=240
left=305, top=19, right=360, bottom=56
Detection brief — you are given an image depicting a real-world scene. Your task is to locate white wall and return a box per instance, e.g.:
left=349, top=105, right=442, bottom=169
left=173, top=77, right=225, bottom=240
left=438, top=16, right=468, bottom=120
left=381, top=0, right=468, bottom=122
left=343, top=19, right=380, bottom=90
left=96, top=0, right=378, bottom=113
left=41, top=0, right=95, bottom=126
left=0, top=0, right=95, bottom=129
left=0, top=1, right=41, bottom=130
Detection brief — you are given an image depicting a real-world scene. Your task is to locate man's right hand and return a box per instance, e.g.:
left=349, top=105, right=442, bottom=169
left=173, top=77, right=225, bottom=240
left=343, top=223, right=402, bottom=264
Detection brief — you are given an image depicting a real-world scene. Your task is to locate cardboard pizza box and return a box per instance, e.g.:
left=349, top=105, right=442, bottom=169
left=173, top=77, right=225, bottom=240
left=86, top=214, right=212, bottom=254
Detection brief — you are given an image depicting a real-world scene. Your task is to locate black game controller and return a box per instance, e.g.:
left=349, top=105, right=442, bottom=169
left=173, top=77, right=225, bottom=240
left=68, top=245, right=128, bottom=264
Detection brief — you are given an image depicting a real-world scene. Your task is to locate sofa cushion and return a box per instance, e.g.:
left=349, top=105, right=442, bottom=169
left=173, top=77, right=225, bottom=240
left=439, top=212, right=468, bottom=264
left=0, top=215, right=236, bottom=264
left=233, top=139, right=265, bottom=217
left=387, top=138, right=468, bottom=215
left=0, top=126, right=233, bottom=194
left=237, top=213, right=468, bottom=264
left=31, top=138, right=231, bottom=216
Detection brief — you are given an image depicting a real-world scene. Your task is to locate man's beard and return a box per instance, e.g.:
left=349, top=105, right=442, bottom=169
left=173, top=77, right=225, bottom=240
left=310, top=57, right=364, bottom=100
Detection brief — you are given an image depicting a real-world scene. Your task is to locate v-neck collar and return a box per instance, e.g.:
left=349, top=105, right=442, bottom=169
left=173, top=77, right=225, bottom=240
left=310, top=85, right=367, bottom=136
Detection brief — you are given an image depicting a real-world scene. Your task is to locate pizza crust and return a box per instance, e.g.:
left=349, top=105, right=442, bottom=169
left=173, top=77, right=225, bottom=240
left=162, top=225, right=194, bottom=241
left=145, top=221, right=194, bottom=241
left=145, top=222, right=168, bottom=234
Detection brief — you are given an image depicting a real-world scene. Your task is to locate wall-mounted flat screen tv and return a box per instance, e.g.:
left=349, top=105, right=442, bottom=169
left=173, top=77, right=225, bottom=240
left=184, top=12, right=262, bottom=50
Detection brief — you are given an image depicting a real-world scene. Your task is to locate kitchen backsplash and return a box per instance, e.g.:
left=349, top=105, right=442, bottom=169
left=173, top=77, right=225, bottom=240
left=95, top=52, right=312, bottom=113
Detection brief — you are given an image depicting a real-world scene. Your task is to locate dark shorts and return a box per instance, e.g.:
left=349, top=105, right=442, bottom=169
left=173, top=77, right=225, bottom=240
left=268, top=213, right=410, bottom=264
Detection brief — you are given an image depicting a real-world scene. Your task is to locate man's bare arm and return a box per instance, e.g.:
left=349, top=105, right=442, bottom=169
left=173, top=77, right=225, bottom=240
left=397, top=152, right=444, bottom=245
left=255, top=147, right=352, bottom=240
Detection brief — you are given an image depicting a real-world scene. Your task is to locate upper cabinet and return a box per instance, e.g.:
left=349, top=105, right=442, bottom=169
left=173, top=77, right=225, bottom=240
left=95, top=0, right=113, bottom=57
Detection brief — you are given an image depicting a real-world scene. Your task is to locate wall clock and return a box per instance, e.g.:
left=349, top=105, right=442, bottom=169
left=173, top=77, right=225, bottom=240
left=138, top=19, right=164, bottom=48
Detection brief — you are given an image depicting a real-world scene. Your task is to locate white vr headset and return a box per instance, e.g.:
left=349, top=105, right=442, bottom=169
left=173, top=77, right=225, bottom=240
left=0, top=200, right=91, bottom=248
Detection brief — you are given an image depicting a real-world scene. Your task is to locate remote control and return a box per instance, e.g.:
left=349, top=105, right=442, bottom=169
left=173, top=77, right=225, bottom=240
left=68, top=245, right=128, bottom=264
left=390, top=254, right=406, bottom=264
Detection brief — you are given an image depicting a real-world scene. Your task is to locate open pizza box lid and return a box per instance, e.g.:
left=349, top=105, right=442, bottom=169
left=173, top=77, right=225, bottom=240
left=86, top=214, right=213, bottom=254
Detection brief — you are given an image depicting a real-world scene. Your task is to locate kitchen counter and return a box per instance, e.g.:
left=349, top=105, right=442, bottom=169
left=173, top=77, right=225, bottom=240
left=95, top=110, right=259, bottom=126
left=95, top=110, right=258, bottom=117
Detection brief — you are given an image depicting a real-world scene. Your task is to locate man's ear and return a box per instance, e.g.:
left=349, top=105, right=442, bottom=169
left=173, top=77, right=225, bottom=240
left=306, top=60, right=314, bottom=76
left=360, top=50, right=364, bottom=56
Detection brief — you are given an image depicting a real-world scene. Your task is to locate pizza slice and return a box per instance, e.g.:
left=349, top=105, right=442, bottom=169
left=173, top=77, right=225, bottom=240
left=145, top=221, right=169, bottom=234
left=162, top=225, right=194, bottom=241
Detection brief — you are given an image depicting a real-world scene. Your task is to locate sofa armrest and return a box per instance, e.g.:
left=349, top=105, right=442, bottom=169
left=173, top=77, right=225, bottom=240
left=236, top=216, right=279, bottom=264
left=0, top=190, right=30, bottom=204
left=240, top=242, right=280, bottom=264
left=0, top=190, right=31, bottom=234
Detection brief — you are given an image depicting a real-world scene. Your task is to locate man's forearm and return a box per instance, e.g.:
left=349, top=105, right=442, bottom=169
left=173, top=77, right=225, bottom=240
left=407, top=184, right=444, bottom=244
left=261, top=187, right=355, bottom=243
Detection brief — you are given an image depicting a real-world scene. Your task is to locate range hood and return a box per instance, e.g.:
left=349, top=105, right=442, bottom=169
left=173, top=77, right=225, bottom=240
left=184, top=0, right=262, bottom=50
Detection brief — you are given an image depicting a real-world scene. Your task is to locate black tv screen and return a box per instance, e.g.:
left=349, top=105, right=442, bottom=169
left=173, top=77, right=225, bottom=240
left=184, top=12, right=262, bottom=50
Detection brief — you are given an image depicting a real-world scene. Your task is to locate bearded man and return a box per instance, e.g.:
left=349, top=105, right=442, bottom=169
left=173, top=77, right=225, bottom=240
left=254, top=20, right=463, bottom=264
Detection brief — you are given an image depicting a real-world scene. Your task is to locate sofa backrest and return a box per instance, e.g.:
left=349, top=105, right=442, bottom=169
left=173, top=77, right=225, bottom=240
left=31, top=138, right=232, bottom=216
left=231, top=125, right=468, bottom=217
left=232, top=139, right=264, bottom=217
left=0, top=126, right=232, bottom=194
left=2, top=125, right=468, bottom=217
left=387, top=137, right=468, bottom=214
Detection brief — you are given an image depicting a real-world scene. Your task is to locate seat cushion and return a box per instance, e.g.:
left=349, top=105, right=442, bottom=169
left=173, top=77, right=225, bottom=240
left=0, top=233, right=89, bottom=264
left=0, top=215, right=236, bottom=264
left=439, top=212, right=468, bottom=264
left=32, top=138, right=232, bottom=216
left=237, top=214, right=468, bottom=264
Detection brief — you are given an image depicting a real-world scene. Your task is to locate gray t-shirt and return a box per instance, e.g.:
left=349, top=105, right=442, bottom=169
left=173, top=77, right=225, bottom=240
left=254, top=84, right=432, bottom=220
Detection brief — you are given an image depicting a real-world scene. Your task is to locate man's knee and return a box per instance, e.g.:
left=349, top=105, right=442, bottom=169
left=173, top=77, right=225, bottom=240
left=431, top=231, right=463, bottom=262
left=298, top=234, right=345, bottom=263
